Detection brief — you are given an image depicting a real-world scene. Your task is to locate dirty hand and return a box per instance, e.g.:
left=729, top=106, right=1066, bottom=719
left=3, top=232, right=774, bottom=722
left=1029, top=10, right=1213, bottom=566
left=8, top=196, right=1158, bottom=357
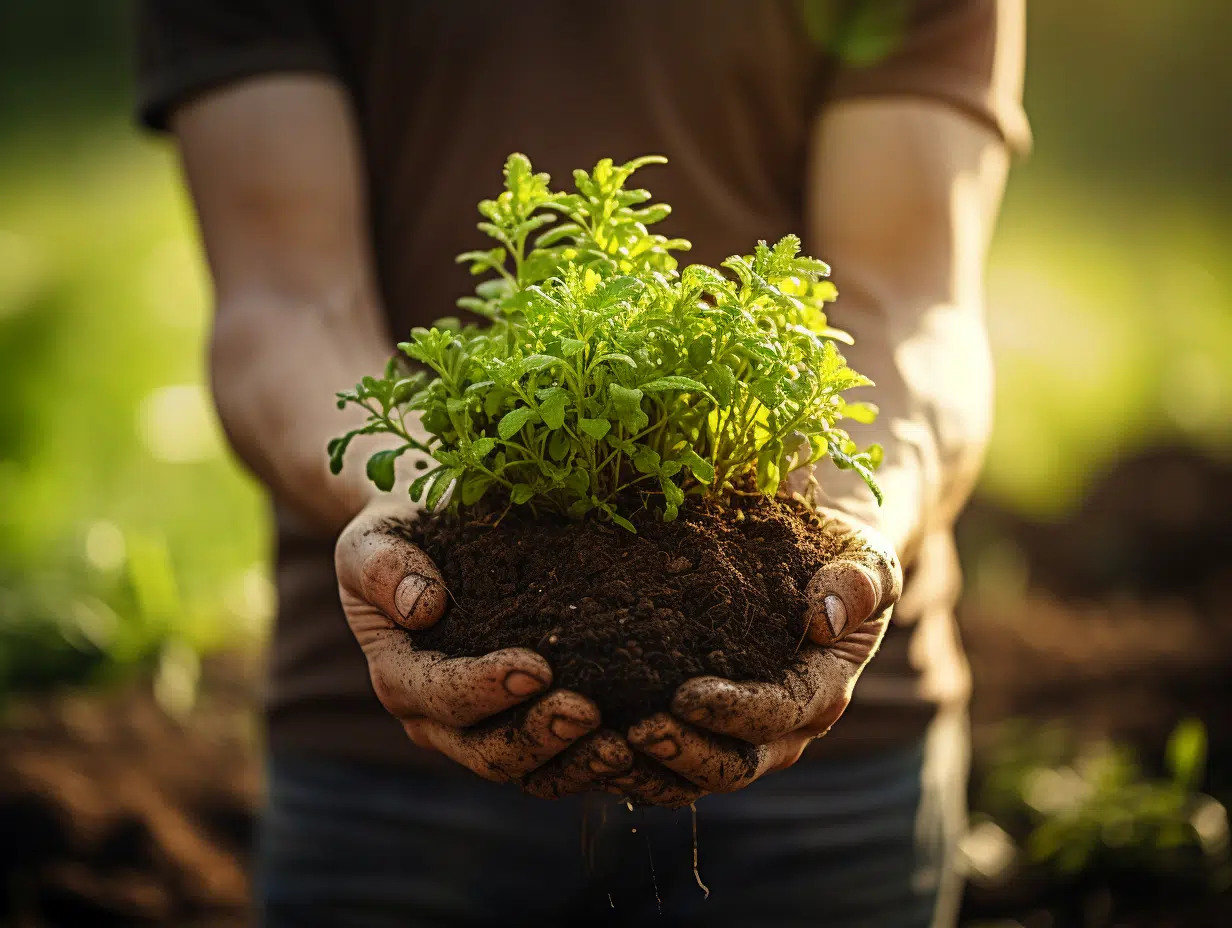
left=336, top=499, right=631, bottom=789
left=621, top=509, right=903, bottom=805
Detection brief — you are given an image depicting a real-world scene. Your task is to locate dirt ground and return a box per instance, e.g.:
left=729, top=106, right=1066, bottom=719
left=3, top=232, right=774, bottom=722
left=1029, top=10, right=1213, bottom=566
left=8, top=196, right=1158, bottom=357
left=0, top=656, right=259, bottom=927
left=2, top=447, right=1229, bottom=926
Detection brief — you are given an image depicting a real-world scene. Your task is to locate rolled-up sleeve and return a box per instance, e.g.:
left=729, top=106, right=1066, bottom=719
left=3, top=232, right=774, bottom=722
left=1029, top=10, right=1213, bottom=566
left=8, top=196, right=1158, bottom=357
left=824, top=0, right=1031, bottom=154
left=135, top=0, right=338, bottom=132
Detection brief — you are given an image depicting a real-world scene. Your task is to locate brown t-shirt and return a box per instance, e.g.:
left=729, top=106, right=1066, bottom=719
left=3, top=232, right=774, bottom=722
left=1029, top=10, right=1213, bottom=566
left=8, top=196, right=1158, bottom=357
left=137, top=0, right=1028, bottom=767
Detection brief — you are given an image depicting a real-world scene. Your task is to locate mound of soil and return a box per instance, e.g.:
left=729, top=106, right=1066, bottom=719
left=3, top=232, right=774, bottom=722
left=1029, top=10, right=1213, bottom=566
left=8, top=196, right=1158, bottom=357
left=411, top=493, right=856, bottom=727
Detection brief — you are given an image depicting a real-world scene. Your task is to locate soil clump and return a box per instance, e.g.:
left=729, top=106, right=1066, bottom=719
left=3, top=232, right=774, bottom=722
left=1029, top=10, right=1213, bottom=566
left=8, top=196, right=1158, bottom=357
left=409, top=494, right=855, bottom=728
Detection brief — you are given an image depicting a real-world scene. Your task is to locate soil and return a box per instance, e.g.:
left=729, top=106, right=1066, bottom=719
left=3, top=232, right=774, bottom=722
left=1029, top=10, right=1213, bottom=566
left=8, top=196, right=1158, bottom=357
left=409, top=493, right=856, bottom=728
left=0, top=656, right=258, bottom=927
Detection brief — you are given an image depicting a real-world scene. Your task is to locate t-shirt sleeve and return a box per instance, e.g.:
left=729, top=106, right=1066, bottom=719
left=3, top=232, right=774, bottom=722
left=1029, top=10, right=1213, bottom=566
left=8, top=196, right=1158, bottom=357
left=135, top=0, right=339, bottom=132
left=823, top=0, right=1031, bottom=153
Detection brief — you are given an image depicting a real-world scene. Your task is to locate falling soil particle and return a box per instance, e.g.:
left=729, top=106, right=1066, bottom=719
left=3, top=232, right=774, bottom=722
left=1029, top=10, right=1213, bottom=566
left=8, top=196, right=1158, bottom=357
left=405, top=493, right=857, bottom=728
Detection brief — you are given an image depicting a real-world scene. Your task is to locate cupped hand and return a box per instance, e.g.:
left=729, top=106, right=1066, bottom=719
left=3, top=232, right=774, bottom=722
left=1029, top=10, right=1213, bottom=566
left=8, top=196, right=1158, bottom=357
left=622, top=509, right=903, bottom=804
left=335, top=500, right=631, bottom=789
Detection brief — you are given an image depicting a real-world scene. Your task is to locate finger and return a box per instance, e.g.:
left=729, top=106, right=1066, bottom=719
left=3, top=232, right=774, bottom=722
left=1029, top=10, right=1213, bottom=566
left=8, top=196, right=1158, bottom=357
left=521, top=729, right=633, bottom=800
left=804, top=559, right=882, bottom=645
left=402, top=689, right=600, bottom=783
left=803, top=515, right=902, bottom=646
left=367, top=635, right=551, bottom=726
left=628, top=713, right=810, bottom=793
left=336, top=506, right=447, bottom=632
left=604, top=756, right=706, bottom=809
left=671, top=646, right=858, bottom=744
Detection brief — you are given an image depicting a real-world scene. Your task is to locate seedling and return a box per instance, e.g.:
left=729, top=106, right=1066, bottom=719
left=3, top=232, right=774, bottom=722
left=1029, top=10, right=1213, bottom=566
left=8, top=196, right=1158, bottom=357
left=331, top=154, right=882, bottom=529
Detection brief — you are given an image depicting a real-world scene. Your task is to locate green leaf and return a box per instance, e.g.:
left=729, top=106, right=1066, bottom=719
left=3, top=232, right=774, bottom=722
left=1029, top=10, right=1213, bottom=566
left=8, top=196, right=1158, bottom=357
left=470, top=437, right=496, bottom=458
left=601, top=503, right=637, bottom=533
left=564, top=469, right=590, bottom=494
left=510, top=483, right=535, bottom=505
left=426, top=467, right=458, bottom=511
left=410, top=465, right=445, bottom=503
left=687, top=335, right=713, bottom=369
left=608, top=384, right=648, bottom=432
left=1167, top=719, right=1207, bottom=791
left=522, top=354, right=562, bottom=373
left=459, top=473, right=494, bottom=506
left=327, top=433, right=354, bottom=475
left=567, top=498, right=594, bottom=519
left=639, top=376, right=712, bottom=397
left=456, top=247, right=507, bottom=275
left=548, top=429, right=570, bottom=461
left=843, top=401, right=879, bottom=424
left=538, top=389, right=570, bottom=430
left=852, top=462, right=885, bottom=506
left=756, top=441, right=783, bottom=495
left=750, top=378, right=786, bottom=410
left=535, top=223, right=583, bottom=248
left=593, top=276, right=644, bottom=307
left=498, top=407, right=539, bottom=440
left=559, top=337, right=586, bottom=358
left=678, top=449, right=715, bottom=484
left=578, top=417, right=612, bottom=440
left=659, top=476, right=685, bottom=521
left=704, top=363, right=736, bottom=406
left=631, top=445, right=661, bottom=474
left=365, top=447, right=407, bottom=492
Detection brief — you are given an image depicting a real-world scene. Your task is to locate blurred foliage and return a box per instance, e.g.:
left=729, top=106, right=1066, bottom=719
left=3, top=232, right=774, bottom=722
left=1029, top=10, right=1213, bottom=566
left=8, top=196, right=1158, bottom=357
left=967, top=720, right=1232, bottom=913
left=0, top=4, right=270, bottom=698
left=977, top=720, right=1229, bottom=880
left=0, top=0, right=1229, bottom=698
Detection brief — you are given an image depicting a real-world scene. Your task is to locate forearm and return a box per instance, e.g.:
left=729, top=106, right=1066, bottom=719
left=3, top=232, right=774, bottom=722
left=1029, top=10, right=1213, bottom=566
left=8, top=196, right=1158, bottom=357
left=809, top=290, right=994, bottom=562
left=210, top=290, right=406, bottom=533
left=171, top=76, right=410, bottom=533
left=805, top=100, right=1010, bottom=561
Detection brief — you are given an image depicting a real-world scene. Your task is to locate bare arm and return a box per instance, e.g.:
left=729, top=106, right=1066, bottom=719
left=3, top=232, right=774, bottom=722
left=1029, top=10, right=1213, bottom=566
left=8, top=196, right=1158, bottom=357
left=172, top=76, right=608, bottom=785
left=627, top=100, right=1011, bottom=799
left=172, top=74, right=399, bottom=533
left=804, top=99, right=1010, bottom=561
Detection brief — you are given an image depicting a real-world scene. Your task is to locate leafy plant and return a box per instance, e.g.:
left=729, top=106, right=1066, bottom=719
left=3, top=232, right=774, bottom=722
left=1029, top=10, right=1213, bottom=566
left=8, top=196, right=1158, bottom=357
left=975, top=720, right=1230, bottom=882
left=332, top=153, right=882, bottom=529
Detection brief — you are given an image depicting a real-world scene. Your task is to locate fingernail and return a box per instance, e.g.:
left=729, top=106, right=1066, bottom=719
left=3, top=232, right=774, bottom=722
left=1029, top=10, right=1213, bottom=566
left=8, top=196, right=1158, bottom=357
left=824, top=594, right=847, bottom=637
left=643, top=737, right=680, bottom=760
left=395, top=574, right=431, bottom=618
left=503, top=670, right=545, bottom=697
left=550, top=716, right=592, bottom=741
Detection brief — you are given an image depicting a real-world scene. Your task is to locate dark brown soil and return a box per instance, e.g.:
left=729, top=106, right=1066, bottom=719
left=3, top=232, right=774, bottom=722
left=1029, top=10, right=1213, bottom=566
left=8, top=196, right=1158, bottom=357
left=0, top=656, right=258, bottom=927
left=410, top=494, right=856, bottom=727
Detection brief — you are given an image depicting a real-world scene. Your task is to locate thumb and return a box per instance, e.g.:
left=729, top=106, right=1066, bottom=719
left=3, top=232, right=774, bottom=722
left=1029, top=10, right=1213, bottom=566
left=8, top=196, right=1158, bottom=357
left=803, top=515, right=902, bottom=647
left=335, top=502, right=447, bottom=631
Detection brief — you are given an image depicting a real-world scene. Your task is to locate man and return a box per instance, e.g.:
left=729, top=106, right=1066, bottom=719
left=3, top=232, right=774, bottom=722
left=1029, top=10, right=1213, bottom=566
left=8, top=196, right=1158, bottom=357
left=137, top=1, right=1028, bottom=924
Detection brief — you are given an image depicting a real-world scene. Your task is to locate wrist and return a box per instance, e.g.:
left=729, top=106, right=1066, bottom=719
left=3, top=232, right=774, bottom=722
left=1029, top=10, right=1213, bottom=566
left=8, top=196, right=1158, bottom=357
left=796, top=460, right=922, bottom=561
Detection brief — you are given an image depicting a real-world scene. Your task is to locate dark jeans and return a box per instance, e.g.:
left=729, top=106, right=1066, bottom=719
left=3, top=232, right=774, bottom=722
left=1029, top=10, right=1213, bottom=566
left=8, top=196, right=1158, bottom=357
left=259, top=710, right=968, bottom=927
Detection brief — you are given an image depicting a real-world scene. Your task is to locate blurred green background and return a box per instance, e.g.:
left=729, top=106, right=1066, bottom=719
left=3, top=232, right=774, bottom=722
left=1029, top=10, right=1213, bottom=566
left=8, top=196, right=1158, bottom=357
left=2, top=1, right=1228, bottom=686
left=1, top=2, right=1230, bottom=924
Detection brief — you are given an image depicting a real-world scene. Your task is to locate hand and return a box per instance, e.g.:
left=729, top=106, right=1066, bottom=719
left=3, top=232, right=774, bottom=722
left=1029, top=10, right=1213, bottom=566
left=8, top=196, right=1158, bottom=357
left=621, top=509, right=902, bottom=804
left=335, top=499, right=632, bottom=789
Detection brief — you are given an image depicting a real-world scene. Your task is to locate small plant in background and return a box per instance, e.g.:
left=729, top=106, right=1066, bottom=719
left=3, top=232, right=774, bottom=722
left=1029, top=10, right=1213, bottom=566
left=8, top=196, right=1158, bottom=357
left=331, top=154, right=881, bottom=528
left=967, top=719, right=1230, bottom=891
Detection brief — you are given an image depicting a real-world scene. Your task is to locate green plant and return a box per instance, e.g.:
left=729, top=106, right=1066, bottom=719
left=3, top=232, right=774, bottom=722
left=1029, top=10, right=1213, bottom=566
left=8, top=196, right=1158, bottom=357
left=976, top=720, right=1229, bottom=881
left=331, top=153, right=882, bottom=529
